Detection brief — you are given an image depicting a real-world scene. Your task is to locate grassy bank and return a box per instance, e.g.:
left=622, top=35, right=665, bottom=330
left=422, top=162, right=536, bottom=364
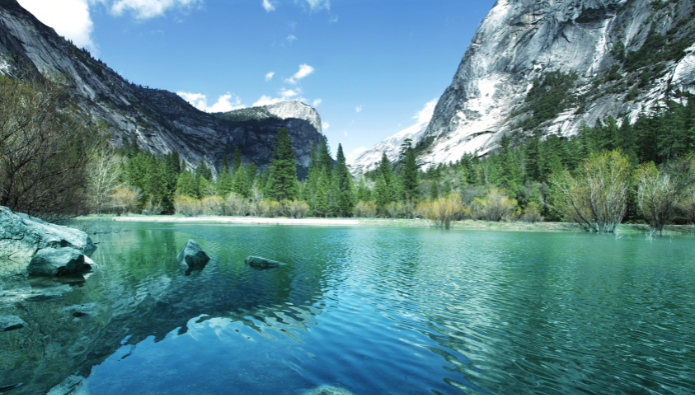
left=73, top=215, right=695, bottom=235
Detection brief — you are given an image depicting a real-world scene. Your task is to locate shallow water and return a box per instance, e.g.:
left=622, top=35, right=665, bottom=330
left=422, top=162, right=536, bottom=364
left=2, top=223, right=695, bottom=394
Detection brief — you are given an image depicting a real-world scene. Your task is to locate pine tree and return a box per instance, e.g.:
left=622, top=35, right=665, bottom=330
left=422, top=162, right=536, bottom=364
left=315, top=171, right=330, bottom=217
left=176, top=170, right=199, bottom=197
left=232, top=165, right=251, bottom=197
left=374, top=174, right=391, bottom=212
left=266, top=128, right=299, bottom=201
left=195, top=159, right=212, bottom=182
left=356, top=176, right=371, bottom=201
left=378, top=152, right=392, bottom=186
left=145, top=156, right=167, bottom=208
left=389, top=173, right=404, bottom=202
left=232, top=146, right=242, bottom=172
left=334, top=144, right=356, bottom=216
left=401, top=141, right=419, bottom=199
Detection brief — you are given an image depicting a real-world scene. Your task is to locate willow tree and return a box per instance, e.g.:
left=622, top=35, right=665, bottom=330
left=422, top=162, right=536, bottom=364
left=634, top=157, right=695, bottom=235
left=550, top=150, right=631, bottom=233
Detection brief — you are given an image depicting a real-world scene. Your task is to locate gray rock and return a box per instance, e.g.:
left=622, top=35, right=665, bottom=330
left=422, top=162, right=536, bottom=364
left=305, top=386, right=354, bottom=395
left=28, top=248, right=87, bottom=277
left=352, top=0, right=695, bottom=172
left=0, top=315, right=26, bottom=331
left=244, top=256, right=286, bottom=269
left=62, top=303, right=98, bottom=320
left=176, top=240, right=210, bottom=272
left=0, top=206, right=96, bottom=278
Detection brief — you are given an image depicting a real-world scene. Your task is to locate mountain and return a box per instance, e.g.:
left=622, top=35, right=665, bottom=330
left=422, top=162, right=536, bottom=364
left=350, top=100, right=436, bottom=174
left=0, top=0, right=324, bottom=176
left=353, top=0, right=695, bottom=171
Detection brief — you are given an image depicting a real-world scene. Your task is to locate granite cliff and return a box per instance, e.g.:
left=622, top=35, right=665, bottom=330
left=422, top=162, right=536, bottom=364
left=353, top=0, right=695, bottom=172
left=0, top=0, right=324, bottom=176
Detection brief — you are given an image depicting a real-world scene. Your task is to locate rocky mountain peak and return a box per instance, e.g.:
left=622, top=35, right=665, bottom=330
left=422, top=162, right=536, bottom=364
left=0, top=1, right=325, bottom=176
left=353, top=0, right=695, bottom=172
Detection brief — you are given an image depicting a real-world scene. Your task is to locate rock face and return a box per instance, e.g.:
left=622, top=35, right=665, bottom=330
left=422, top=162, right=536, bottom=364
left=0, top=206, right=96, bottom=278
left=176, top=240, right=210, bottom=272
left=244, top=256, right=285, bottom=269
left=0, top=1, right=325, bottom=176
left=27, top=247, right=89, bottom=277
left=0, top=314, right=26, bottom=331
left=353, top=0, right=695, bottom=170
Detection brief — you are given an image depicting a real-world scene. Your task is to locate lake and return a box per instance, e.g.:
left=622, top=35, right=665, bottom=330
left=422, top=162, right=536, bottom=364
left=1, top=223, right=694, bottom=395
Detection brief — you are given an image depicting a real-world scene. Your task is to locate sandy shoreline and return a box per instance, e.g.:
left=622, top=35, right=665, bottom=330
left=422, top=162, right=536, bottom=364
left=71, top=215, right=695, bottom=234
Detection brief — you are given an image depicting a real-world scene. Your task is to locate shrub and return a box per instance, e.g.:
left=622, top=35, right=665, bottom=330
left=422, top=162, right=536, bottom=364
left=200, top=195, right=223, bottom=216
left=353, top=200, right=377, bottom=218
left=285, top=200, right=310, bottom=218
left=634, top=158, right=695, bottom=234
left=549, top=150, right=631, bottom=233
left=224, top=193, right=248, bottom=216
left=174, top=195, right=202, bottom=217
left=259, top=199, right=282, bottom=218
left=384, top=202, right=403, bottom=218
left=112, top=188, right=141, bottom=215
left=420, top=193, right=464, bottom=229
left=521, top=202, right=544, bottom=223
left=470, top=187, right=518, bottom=221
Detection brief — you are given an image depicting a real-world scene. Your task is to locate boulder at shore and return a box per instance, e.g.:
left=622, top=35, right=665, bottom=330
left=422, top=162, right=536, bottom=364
left=28, top=247, right=91, bottom=277
left=0, top=315, right=26, bottom=331
left=0, top=206, right=96, bottom=278
left=245, top=256, right=286, bottom=269
left=176, top=240, right=210, bottom=272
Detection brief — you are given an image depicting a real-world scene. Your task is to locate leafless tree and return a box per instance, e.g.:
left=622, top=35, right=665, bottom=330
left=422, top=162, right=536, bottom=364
left=86, top=148, right=123, bottom=215
left=550, top=150, right=631, bottom=233
left=0, top=77, right=99, bottom=221
left=634, top=157, right=695, bottom=235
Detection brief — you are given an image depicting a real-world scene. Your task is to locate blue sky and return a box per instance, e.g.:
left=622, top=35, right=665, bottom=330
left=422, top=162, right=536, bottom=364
left=18, top=0, right=494, bottom=161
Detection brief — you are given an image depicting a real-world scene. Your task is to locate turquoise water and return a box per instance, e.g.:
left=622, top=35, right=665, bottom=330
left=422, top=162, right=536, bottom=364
left=4, top=223, right=695, bottom=394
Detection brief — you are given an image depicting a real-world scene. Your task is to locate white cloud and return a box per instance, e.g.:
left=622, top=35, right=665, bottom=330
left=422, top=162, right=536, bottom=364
left=285, top=64, right=314, bottom=84
left=287, top=34, right=297, bottom=43
left=262, top=0, right=275, bottom=12
left=177, top=92, right=245, bottom=113
left=18, top=0, right=97, bottom=52
left=312, top=98, right=322, bottom=107
left=355, top=105, right=362, bottom=113
left=344, top=131, right=348, bottom=137
left=265, top=72, right=275, bottom=82
left=111, top=0, right=202, bottom=19
left=346, top=146, right=368, bottom=162
left=322, top=121, right=329, bottom=130
left=299, top=0, right=329, bottom=11
left=329, top=15, right=339, bottom=23
left=252, top=88, right=305, bottom=107
left=414, top=98, right=438, bottom=123
left=253, top=95, right=282, bottom=107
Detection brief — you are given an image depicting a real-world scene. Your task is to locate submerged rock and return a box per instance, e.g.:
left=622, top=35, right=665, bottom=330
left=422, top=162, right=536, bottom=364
left=0, top=206, right=96, bottom=278
left=176, top=240, right=210, bottom=272
left=305, top=386, right=354, bottom=395
left=63, top=303, right=97, bottom=318
left=244, top=256, right=286, bottom=269
left=0, top=315, right=26, bottom=331
left=28, top=247, right=90, bottom=277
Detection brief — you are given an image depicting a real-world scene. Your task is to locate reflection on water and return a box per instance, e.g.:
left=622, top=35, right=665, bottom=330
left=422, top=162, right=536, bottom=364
left=1, top=224, right=694, bottom=394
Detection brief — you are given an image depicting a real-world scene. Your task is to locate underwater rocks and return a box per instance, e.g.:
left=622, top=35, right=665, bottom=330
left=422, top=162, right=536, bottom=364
left=245, top=256, right=286, bottom=269
left=305, top=386, right=354, bottom=395
left=0, top=206, right=96, bottom=278
left=176, top=240, right=210, bottom=272
left=0, top=315, right=26, bottom=331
